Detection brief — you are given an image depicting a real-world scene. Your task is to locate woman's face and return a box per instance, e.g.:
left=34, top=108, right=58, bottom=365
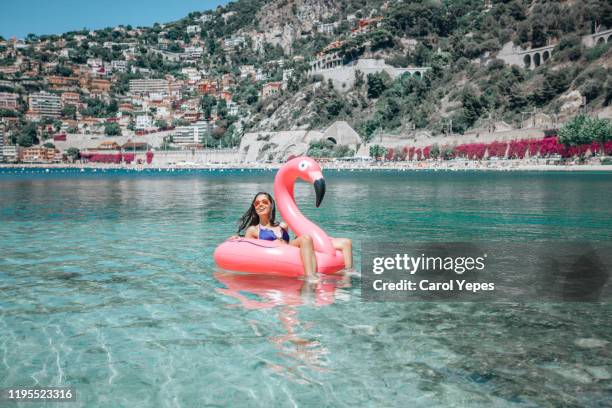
left=254, top=194, right=272, bottom=217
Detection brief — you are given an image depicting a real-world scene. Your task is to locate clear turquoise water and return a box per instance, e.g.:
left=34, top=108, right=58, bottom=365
left=1, top=168, right=611, bottom=407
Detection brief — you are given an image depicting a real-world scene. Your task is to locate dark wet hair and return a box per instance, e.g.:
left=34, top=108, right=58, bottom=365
left=237, top=192, right=279, bottom=235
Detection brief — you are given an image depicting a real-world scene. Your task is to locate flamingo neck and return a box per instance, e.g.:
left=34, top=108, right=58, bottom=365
left=274, top=166, right=335, bottom=255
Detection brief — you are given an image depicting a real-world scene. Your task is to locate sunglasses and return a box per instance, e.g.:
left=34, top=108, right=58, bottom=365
left=254, top=199, right=271, bottom=207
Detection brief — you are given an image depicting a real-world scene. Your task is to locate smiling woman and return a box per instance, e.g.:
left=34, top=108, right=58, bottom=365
left=215, top=157, right=353, bottom=279
left=0, top=0, right=228, bottom=38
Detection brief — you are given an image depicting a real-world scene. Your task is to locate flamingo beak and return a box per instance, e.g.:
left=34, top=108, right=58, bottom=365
left=314, top=178, right=326, bottom=208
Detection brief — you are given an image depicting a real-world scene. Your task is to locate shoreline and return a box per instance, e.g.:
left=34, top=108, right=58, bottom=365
left=2, top=161, right=612, bottom=172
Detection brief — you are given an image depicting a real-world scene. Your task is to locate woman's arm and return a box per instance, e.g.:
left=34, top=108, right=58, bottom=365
left=245, top=225, right=259, bottom=239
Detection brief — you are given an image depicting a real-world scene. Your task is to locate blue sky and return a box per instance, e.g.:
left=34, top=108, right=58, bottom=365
left=1, top=0, right=229, bottom=39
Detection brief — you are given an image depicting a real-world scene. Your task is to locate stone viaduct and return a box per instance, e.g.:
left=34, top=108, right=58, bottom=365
left=498, top=28, right=612, bottom=70
left=308, top=54, right=430, bottom=91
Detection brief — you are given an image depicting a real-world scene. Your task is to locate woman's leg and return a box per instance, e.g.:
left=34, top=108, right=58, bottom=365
left=290, top=235, right=318, bottom=280
left=331, top=238, right=353, bottom=269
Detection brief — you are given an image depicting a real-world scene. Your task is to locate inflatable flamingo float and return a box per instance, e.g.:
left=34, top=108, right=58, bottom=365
left=214, top=157, right=345, bottom=277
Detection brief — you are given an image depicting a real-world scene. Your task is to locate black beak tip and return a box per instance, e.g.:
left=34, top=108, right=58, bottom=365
left=314, top=178, right=326, bottom=208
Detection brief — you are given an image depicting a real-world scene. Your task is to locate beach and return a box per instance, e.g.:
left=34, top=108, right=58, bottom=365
left=2, top=158, right=612, bottom=172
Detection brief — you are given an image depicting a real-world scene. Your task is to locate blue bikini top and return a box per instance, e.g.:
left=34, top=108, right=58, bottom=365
left=258, top=225, right=290, bottom=243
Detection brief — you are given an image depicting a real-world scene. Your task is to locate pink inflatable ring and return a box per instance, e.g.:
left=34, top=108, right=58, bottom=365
left=214, top=157, right=345, bottom=277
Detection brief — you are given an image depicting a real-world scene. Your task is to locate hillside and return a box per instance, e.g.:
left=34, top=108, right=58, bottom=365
left=0, top=0, right=611, bottom=155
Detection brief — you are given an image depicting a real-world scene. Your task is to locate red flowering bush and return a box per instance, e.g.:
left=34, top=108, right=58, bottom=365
left=487, top=141, right=508, bottom=158
left=146, top=151, right=154, bottom=164
left=423, top=146, right=431, bottom=159
left=408, top=147, right=415, bottom=161
left=539, top=137, right=564, bottom=157
left=528, top=139, right=542, bottom=157
left=508, top=140, right=529, bottom=159
left=122, top=153, right=135, bottom=164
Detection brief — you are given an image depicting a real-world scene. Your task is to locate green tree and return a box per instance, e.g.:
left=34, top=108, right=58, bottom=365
left=369, top=144, right=387, bottom=160
left=367, top=72, right=388, bottom=99
left=429, top=144, right=441, bottom=159
left=62, top=105, right=77, bottom=119
left=66, top=147, right=80, bottom=161
left=201, top=94, right=216, bottom=119
left=17, top=123, right=39, bottom=147
left=104, top=122, right=121, bottom=136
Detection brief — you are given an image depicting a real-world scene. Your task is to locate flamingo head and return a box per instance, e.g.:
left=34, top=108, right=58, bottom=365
left=286, top=156, right=326, bottom=207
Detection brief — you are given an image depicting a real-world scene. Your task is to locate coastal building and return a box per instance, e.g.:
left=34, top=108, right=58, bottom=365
left=20, top=146, right=59, bottom=163
left=28, top=92, right=62, bottom=118
left=95, top=141, right=121, bottom=150
left=261, top=82, right=282, bottom=98
left=316, top=22, right=339, bottom=35
left=0, top=92, right=19, bottom=110
left=111, top=60, right=128, bottom=73
left=181, top=67, right=202, bottom=83
left=135, top=115, right=153, bottom=130
left=198, top=14, right=214, bottom=23
left=223, top=36, right=245, bottom=52
left=221, top=73, right=235, bottom=89
left=186, top=25, right=201, bottom=34
left=2, top=145, right=19, bottom=163
left=61, top=92, right=80, bottom=106
left=182, top=46, right=203, bottom=59
left=240, top=65, right=256, bottom=80
left=129, top=79, right=169, bottom=96
left=198, top=80, right=217, bottom=95
left=0, top=130, right=3, bottom=162
left=172, top=121, right=212, bottom=147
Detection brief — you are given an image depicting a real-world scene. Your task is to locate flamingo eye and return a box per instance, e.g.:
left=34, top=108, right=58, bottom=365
left=298, top=160, right=309, bottom=171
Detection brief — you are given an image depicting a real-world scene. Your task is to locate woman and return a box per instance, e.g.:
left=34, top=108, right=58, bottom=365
left=233, top=192, right=352, bottom=281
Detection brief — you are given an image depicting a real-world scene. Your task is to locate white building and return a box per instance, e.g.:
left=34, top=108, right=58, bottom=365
left=186, top=25, right=201, bottom=34
left=0, top=92, right=19, bottom=110
left=2, top=145, right=18, bottom=163
left=239, top=65, right=256, bottom=79
left=223, top=36, right=245, bottom=51
left=111, top=60, right=128, bottom=73
left=28, top=92, right=61, bottom=118
left=129, top=79, right=169, bottom=95
left=135, top=115, right=153, bottom=130
left=182, top=46, right=203, bottom=59
left=317, top=22, right=339, bottom=35
left=181, top=67, right=202, bottom=82
left=255, top=68, right=267, bottom=82
left=172, top=121, right=212, bottom=147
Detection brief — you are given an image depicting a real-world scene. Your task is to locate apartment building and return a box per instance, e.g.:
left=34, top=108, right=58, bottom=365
left=60, top=92, right=80, bottom=106
left=2, top=145, right=19, bottom=163
left=129, top=79, right=169, bottom=95
left=20, top=146, right=59, bottom=163
left=172, top=121, right=212, bottom=147
left=0, top=92, right=19, bottom=110
left=28, top=92, right=61, bottom=117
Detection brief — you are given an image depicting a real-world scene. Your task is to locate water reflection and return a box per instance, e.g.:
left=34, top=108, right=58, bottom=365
left=214, top=271, right=351, bottom=383
left=214, top=271, right=350, bottom=309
